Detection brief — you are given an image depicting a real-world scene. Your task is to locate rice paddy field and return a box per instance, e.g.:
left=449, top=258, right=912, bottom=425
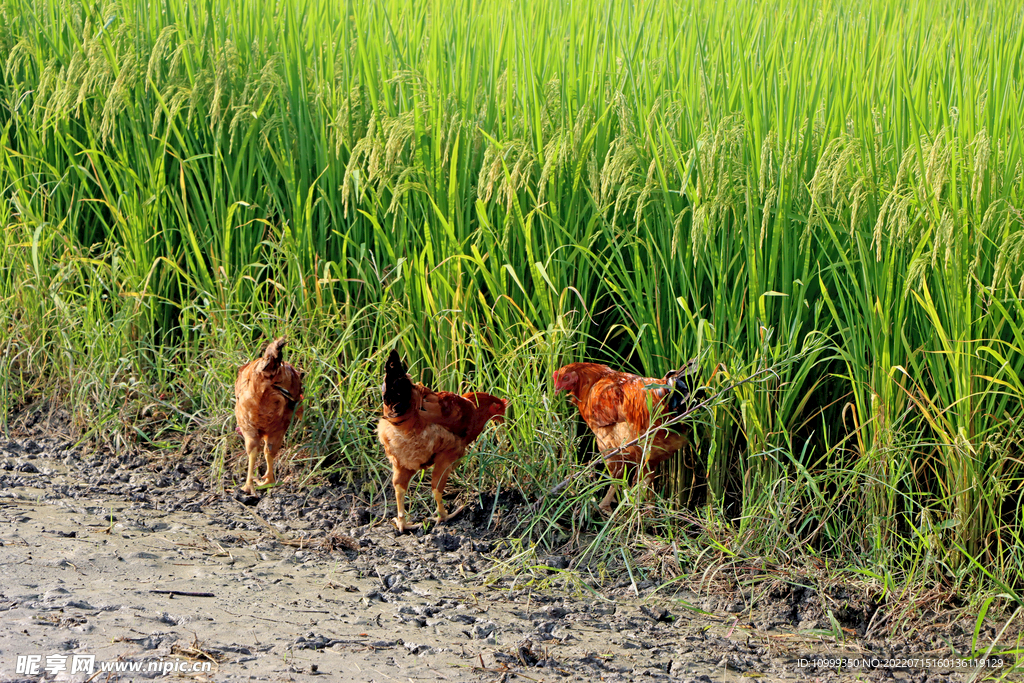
left=2, top=0, right=1024, bottom=630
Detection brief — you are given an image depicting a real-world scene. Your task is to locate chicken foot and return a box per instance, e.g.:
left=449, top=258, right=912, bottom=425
left=598, top=484, right=619, bottom=515
left=432, top=488, right=465, bottom=525
left=391, top=485, right=465, bottom=533
left=240, top=436, right=284, bottom=495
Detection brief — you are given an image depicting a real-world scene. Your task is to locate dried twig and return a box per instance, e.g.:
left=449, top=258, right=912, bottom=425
left=150, top=590, right=215, bottom=598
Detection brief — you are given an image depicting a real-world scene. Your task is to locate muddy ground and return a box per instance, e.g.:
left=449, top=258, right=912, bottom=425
left=0, top=407, right=1017, bottom=682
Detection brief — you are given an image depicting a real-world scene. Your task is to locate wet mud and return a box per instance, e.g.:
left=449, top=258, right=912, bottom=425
left=0, top=407, right=1014, bottom=682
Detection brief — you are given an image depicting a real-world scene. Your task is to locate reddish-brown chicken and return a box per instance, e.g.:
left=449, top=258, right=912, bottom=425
left=553, top=360, right=702, bottom=514
left=234, top=338, right=304, bottom=495
left=377, top=350, right=507, bottom=532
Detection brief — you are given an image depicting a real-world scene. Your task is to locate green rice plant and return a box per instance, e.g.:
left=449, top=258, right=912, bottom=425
left=2, top=0, right=1024, bottom=600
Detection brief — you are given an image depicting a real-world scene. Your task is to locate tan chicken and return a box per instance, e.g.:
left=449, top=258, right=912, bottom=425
left=377, top=350, right=507, bottom=532
left=234, top=338, right=304, bottom=495
left=553, top=359, right=703, bottom=514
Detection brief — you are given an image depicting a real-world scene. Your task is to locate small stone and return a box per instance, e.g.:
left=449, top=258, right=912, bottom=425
left=640, top=605, right=672, bottom=622
left=550, top=625, right=572, bottom=641
left=542, top=555, right=569, bottom=570
left=433, top=533, right=462, bottom=552
left=350, top=507, right=370, bottom=526
left=473, top=622, right=496, bottom=639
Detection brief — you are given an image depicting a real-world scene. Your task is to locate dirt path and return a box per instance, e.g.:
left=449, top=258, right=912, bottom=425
left=0, top=421, right=1012, bottom=682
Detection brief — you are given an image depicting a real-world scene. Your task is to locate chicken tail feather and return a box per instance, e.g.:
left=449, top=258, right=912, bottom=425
left=257, top=337, right=287, bottom=376
left=382, top=349, right=415, bottom=417
left=663, top=357, right=706, bottom=415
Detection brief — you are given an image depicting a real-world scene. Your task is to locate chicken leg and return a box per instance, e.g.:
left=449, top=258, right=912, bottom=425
left=598, top=452, right=628, bottom=515
left=241, top=433, right=262, bottom=495
left=599, top=452, right=665, bottom=514
left=430, top=457, right=466, bottom=524
left=256, top=435, right=284, bottom=487
left=391, top=465, right=420, bottom=533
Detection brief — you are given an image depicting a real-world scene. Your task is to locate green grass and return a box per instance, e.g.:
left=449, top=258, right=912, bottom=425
left=2, top=0, right=1024, bottom=617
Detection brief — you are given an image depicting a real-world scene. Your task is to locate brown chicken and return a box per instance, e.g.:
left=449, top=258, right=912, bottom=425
left=553, top=359, right=702, bottom=514
left=377, top=350, right=508, bottom=532
left=234, top=338, right=305, bottom=495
